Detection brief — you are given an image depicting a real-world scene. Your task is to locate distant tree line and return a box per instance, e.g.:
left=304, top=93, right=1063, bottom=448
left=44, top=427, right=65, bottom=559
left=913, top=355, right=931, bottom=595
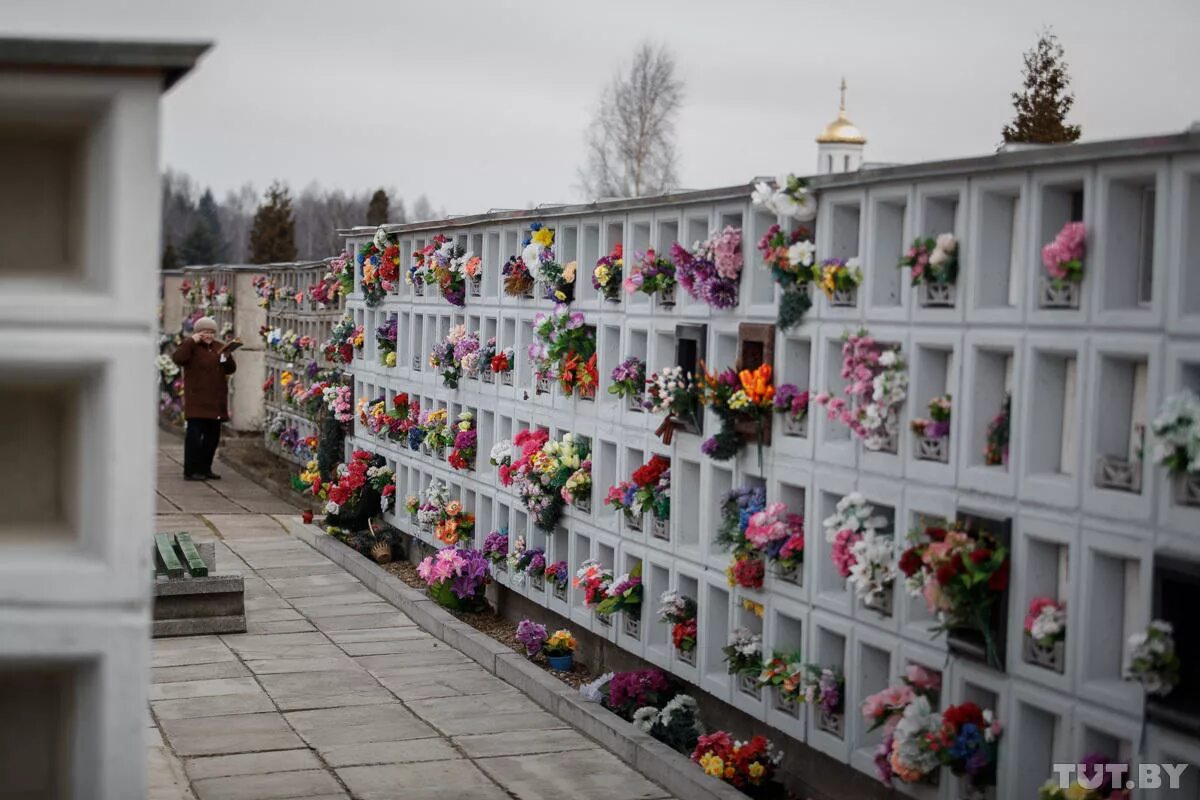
left=160, top=169, right=440, bottom=267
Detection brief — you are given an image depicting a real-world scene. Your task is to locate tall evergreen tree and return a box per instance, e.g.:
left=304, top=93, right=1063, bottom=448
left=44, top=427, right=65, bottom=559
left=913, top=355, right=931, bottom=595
left=249, top=181, right=298, bottom=264
left=366, top=189, right=390, bottom=227
left=1002, top=29, right=1082, bottom=144
left=178, top=188, right=226, bottom=265
left=161, top=240, right=182, bottom=270
left=195, top=189, right=225, bottom=260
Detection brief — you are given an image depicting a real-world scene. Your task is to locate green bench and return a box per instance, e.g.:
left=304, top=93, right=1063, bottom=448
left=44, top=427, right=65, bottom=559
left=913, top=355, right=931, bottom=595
left=154, top=532, right=209, bottom=577
left=152, top=532, right=245, bottom=637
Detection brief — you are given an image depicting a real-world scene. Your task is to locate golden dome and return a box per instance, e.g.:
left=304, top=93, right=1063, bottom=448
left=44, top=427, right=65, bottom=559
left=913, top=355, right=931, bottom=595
left=816, top=78, right=866, bottom=144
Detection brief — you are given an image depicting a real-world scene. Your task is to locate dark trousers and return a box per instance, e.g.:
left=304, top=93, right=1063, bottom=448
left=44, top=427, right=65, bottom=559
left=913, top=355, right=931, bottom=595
left=184, top=418, right=222, bottom=476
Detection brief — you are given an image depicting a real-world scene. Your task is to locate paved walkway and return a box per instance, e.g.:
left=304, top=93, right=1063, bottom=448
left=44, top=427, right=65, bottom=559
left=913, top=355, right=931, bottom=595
left=150, top=441, right=673, bottom=800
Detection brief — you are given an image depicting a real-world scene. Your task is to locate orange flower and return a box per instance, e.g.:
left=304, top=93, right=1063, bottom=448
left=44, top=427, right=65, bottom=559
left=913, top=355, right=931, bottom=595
left=738, top=364, right=775, bottom=406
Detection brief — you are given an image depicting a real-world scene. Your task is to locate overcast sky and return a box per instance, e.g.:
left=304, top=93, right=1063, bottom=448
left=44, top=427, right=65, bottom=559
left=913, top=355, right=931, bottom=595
left=3, top=0, right=1198, bottom=214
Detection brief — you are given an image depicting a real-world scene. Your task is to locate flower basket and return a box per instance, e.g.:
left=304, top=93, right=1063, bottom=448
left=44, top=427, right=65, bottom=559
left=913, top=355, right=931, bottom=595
left=624, top=510, right=643, bottom=533
left=412, top=354, right=422, bottom=371
left=737, top=672, right=762, bottom=700
left=915, top=432, right=950, bottom=463
left=627, top=393, right=644, bottom=413
left=920, top=281, right=956, bottom=308
left=552, top=581, right=567, bottom=602
left=623, top=613, right=641, bottom=640
left=547, top=653, right=573, bottom=671
left=1175, top=473, right=1200, bottom=507
left=413, top=281, right=425, bottom=297
left=829, top=287, right=857, bottom=307
left=1039, top=277, right=1080, bottom=309
left=469, top=274, right=482, bottom=297
left=773, top=689, right=801, bottom=718
left=576, top=494, right=591, bottom=514
left=657, top=283, right=676, bottom=308
left=530, top=572, right=545, bottom=592
left=770, top=562, right=802, bottom=586
left=535, top=374, right=551, bottom=395
left=596, top=612, right=612, bottom=628
left=678, top=647, right=696, bottom=666
left=1022, top=635, right=1065, bottom=673
left=652, top=515, right=670, bottom=541
left=501, top=371, right=514, bottom=386
left=1094, top=455, right=1142, bottom=493
left=816, top=709, right=844, bottom=738
left=781, top=412, right=807, bottom=438
left=861, top=583, right=894, bottom=617
left=369, top=540, right=392, bottom=564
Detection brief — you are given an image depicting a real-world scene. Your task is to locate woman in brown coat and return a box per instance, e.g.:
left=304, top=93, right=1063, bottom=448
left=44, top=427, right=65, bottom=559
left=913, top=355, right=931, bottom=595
left=172, top=316, right=237, bottom=480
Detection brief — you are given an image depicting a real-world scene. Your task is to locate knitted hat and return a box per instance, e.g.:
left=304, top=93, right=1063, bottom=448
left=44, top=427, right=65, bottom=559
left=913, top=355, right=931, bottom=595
left=194, top=316, right=218, bottom=332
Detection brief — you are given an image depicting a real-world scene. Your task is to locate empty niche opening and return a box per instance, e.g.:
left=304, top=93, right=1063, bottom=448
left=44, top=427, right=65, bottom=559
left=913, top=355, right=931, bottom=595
left=560, top=225, right=578, bottom=265
left=686, top=216, right=708, bottom=254
left=486, top=232, right=500, bottom=294
left=1102, top=174, right=1157, bottom=311
left=677, top=458, right=701, bottom=548
left=823, top=338, right=851, bottom=441
left=580, top=224, right=600, bottom=301
left=552, top=528, right=568, bottom=565
left=654, top=331, right=674, bottom=375
left=513, top=509, right=529, bottom=540
left=968, top=349, right=1013, bottom=469
left=855, top=643, right=892, bottom=751
left=478, top=409, right=494, bottom=462
left=922, top=193, right=959, bottom=238
left=829, top=202, right=861, bottom=261
left=598, top=441, right=618, bottom=520
left=1093, top=356, right=1148, bottom=493
left=483, top=316, right=498, bottom=350
left=774, top=611, right=803, bottom=658
left=648, top=564, right=671, bottom=647
left=704, top=584, right=731, bottom=682
left=869, top=198, right=905, bottom=307
left=817, top=490, right=849, bottom=594
left=782, top=337, right=812, bottom=390
left=1184, top=174, right=1200, bottom=316
left=658, top=218, right=679, bottom=252
left=632, top=221, right=651, bottom=257
left=977, top=188, right=1023, bottom=309
left=709, top=465, right=734, bottom=557
left=1, top=375, right=90, bottom=546
left=602, top=325, right=622, bottom=398
left=1084, top=551, right=1139, bottom=687
left=572, top=533, right=590, bottom=609
left=597, top=542, right=616, bottom=581
left=815, top=627, right=847, bottom=674
left=715, top=333, right=737, bottom=371
left=503, top=229, right=519, bottom=261
left=0, top=662, right=87, bottom=799
left=1026, top=350, right=1077, bottom=477
left=502, top=317, right=516, bottom=358
left=519, top=320, right=534, bottom=377
left=606, top=220, right=624, bottom=255
left=0, top=110, right=91, bottom=283
left=1150, top=556, right=1200, bottom=724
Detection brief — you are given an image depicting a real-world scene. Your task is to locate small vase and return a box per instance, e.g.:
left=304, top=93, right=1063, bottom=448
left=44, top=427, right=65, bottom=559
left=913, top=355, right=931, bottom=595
left=1094, top=455, right=1143, bottom=494
left=547, top=653, right=573, bottom=671
left=552, top=582, right=567, bottom=602
left=817, top=709, right=844, bottom=738
left=1023, top=635, right=1066, bottom=673
left=657, top=284, right=676, bottom=308
left=736, top=672, right=762, bottom=700
left=916, top=433, right=950, bottom=463
left=651, top=515, right=669, bottom=541
left=1176, top=472, right=1200, bottom=507
left=623, top=613, right=641, bottom=640
left=678, top=647, right=696, bottom=666
left=920, top=281, right=957, bottom=308
left=535, top=374, right=551, bottom=395
left=782, top=412, right=807, bottom=438
left=469, top=274, right=482, bottom=297
left=830, top=287, right=857, bottom=307
left=576, top=494, right=591, bottom=514
left=624, top=510, right=643, bottom=533
left=627, top=393, right=644, bottom=413
left=1039, top=277, right=1081, bottom=309
left=501, top=371, right=514, bottom=386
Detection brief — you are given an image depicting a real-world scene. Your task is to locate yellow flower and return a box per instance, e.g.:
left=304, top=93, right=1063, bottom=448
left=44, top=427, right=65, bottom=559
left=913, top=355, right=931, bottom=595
left=700, top=754, right=724, bottom=777
left=742, top=599, right=764, bottom=618
left=532, top=227, right=554, bottom=248
left=1064, top=784, right=1091, bottom=800
left=724, top=766, right=735, bottom=779
left=555, top=290, right=566, bottom=301
left=280, top=371, right=294, bottom=387
left=725, top=564, right=736, bottom=587
left=728, top=390, right=749, bottom=410
left=594, top=265, right=610, bottom=284
left=748, top=762, right=764, bottom=779
left=385, top=352, right=396, bottom=367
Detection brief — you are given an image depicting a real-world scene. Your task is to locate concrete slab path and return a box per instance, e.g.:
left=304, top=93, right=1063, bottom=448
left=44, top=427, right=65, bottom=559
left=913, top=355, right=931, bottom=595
left=150, top=442, right=674, bottom=800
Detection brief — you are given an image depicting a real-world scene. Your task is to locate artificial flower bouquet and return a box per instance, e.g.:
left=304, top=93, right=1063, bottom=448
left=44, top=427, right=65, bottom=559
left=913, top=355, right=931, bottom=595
left=633, top=695, right=703, bottom=756
left=1042, top=221, right=1086, bottom=286
left=325, top=253, right=354, bottom=298
left=592, top=242, right=624, bottom=301
left=984, top=393, right=1011, bottom=466
left=434, top=498, right=474, bottom=546
left=323, top=384, right=354, bottom=427
left=608, top=356, right=646, bottom=401
left=602, top=669, right=676, bottom=720
left=1124, top=619, right=1180, bottom=696
left=773, top=383, right=810, bottom=433
left=251, top=274, right=274, bottom=308
left=522, top=223, right=576, bottom=302
left=448, top=411, right=477, bottom=471
left=403, top=494, right=419, bottom=518
left=658, top=591, right=698, bottom=654
left=545, top=561, right=569, bottom=592
left=1150, top=390, right=1200, bottom=478
left=530, top=304, right=596, bottom=397
left=624, top=248, right=677, bottom=299
left=757, top=651, right=804, bottom=705
left=307, top=272, right=341, bottom=309
left=419, top=409, right=452, bottom=456
left=813, top=329, right=908, bottom=452
left=481, top=529, right=508, bottom=567
left=416, top=478, right=449, bottom=531
left=417, top=545, right=490, bottom=612
left=429, top=325, right=479, bottom=389
left=670, top=225, right=743, bottom=310
left=1024, top=597, right=1066, bottom=649
left=499, top=428, right=547, bottom=487
left=644, top=366, right=701, bottom=443
left=698, top=363, right=775, bottom=466
left=417, top=233, right=472, bottom=306
left=501, top=254, right=534, bottom=297
left=745, top=501, right=805, bottom=573
left=604, top=454, right=671, bottom=522
left=506, top=536, right=544, bottom=579
left=936, top=702, right=1003, bottom=788
left=861, top=664, right=942, bottom=738
left=375, top=314, right=398, bottom=367
left=801, top=665, right=845, bottom=725
left=815, top=257, right=864, bottom=301
left=543, top=628, right=576, bottom=658
left=899, top=522, right=1010, bottom=669
left=359, top=227, right=399, bottom=307
left=751, top=173, right=817, bottom=221
left=323, top=314, right=359, bottom=366
left=489, top=439, right=513, bottom=473
left=562, top=461, right=592, bottom=509
left=722, top=627, right=763, bottom=677
left=691, top=731, right=783, bottom=794
left=900, top=234, right=959, bottom=286
left=366, top=464, right=395, bottom=514
left=508, top=430, right=590, bottom=530
left=822, top=492, right=892, bottom=599
left=756, top=223, right=816, bottom=331
left=488, top=339, right=515, bottom=378
left=320, top=449, right=384, bottom=531
left=910, top=394, right=952, bottom=440
left=516, top=618, right=547, bottom=657
left=595, top=563, right=643, bottom=617
left=574, top=559, right=614, bottom=609
left=717, top=486, right=768, bottom=589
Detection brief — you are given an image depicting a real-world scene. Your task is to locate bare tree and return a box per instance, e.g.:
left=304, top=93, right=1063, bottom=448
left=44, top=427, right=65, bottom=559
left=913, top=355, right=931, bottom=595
left=579, top=42, right=684, bottom=199
left=411, top=194, right=434, bottom=222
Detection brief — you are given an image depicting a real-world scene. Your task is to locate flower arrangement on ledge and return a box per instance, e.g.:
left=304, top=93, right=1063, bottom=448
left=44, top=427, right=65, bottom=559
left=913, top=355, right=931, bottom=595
left=757, top=224, right=816, bottom=331
left=1042, top=221, right=1086, bottom=286
left=644, top=366, right=701, bottom=444
left=860, top=665, right=941, bottom=787
left=691, top=730, right=782, bottom=793
left=359, top=227, right=399, bottom=306
left=608, top=356, right=645, bottom=401
left=323, top=314, right=360, bottom=366
left=367, top=464, right=395, bottom=514
left=309, top=272, right=343, bottom=310
left=412, top=234, right=472, bottom=307
left=545, top=560, right=569, bottom=592
left=670, top=225, right=743, bottom=310
left=910, top=394, right=951, bottom=440
left=814, top=330, right=908, bottom=452
left=1039, top=754, right=1133, bottom=800
left=634, top=695, right=703, bottom=756
left=1124, top=620, right=1180, bottom=696
left=574, top=559, right=614, bottom=610
left=417, top=545, right=489, bottom=611
left=658, top=591, right=697, bottom=655
left=900, top=234, right=959, bottom=286
left=251, top=274, right=274, bottom=308
left=323, top=384, right=354, bottom=427
left=822, top=493, right=894, bottom=611
left=531, top=304, right=597, bottom=398
left=595, top=563, right=643, bottom=617
left=984, top=393, right=1011, bottom=466
left=624, top=249, right=677, bottom=302
left=751, top=173, right=817, bottom=221
left=481, top=529, right=507, bottom=568
left=899, top=521, right=1010, bottom=670
left=429, top=326, right=479, bottom=389
left=723, top=627, right=763, bottom=678
left=773, top=383, right=810, bottom=436
left=448, top=411, right=476, bottom=471
left=716, top=486, right=767, bottom=589
left=522, top=223, right=576, bottom=302
left=419, top=408, right=452, bottom=456
left=502, top=254, right=534, bottom=297
left=318, top=449, right=383, bottom=527
left=375, top=315, right=397, bottom=367
left=506, top=536, right=546, bottom=585
left=815, top=257, right=863, bottom=303
left=326, top=253, right=354, bottom=298
left=505, top=430, right=591, bottom=531
left=605, top=454, right=670, bottom=524
left=484, top=337, right=514, bottom=380
left=746, top=502, right=805, bottom=574
left=592, top=242, right=623, bottom=302
left=1024, top=597, right=1066, bottom=671
left=698, top=363, right=775, bottom=466
left=1150, top=390, right=1200, bottom=490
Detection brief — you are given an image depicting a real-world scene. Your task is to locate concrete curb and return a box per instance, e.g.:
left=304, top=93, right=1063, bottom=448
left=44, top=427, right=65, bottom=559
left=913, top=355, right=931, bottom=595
left=285, top=520, right=747, bottom=800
